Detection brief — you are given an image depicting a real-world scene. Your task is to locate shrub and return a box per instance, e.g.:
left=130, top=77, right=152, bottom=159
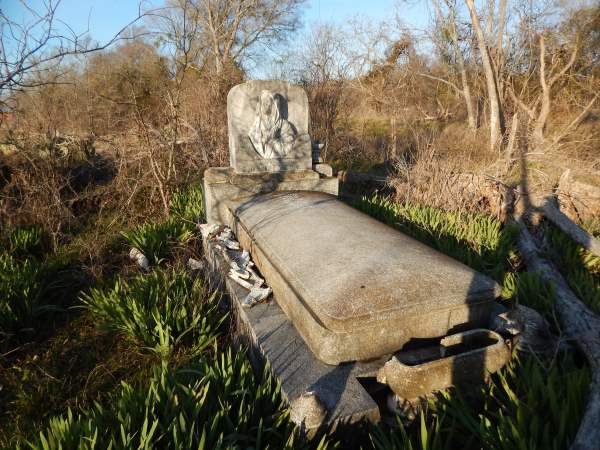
left=81, top=270, right=224, bottom=357
left=0, top=250, right=71, bottom=345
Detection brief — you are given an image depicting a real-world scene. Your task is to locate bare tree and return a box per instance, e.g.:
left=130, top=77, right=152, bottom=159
left=163, top=0, right=305, bottom=75
left=0, top=0, right=146, bottom=102
left=465, top=0, right=505, bottom=150
left=508, top=4, right=600, bottom=151
left=290, top=22, right=351, bottom=160
left=430, top=0, right=477, bottom=130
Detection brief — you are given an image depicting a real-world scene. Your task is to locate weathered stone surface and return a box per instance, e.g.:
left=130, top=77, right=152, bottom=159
left=228, top=191, right=502, bottom=365
left=228, top=80, right=312, bottom=174
left=313, top=163, right=334, bottom=177
left=203, top=167, right=338, bottom=224
left=203, top=236, right=381, bottom=431
left=377, top=329, right=510, bottom=399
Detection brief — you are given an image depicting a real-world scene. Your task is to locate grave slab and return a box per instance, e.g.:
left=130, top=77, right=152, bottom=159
left=227, top=191, right=502, bottom=365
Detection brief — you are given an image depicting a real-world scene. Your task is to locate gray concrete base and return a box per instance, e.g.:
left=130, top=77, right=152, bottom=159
left=203, top=236, right=382, bottom=432
left=203, top=167, right=338, bottom=225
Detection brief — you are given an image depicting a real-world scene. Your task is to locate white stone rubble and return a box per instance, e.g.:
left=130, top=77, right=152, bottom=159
left=129, top=247, right=150, bottom=271
left=201, top=223, right=271, bottom=308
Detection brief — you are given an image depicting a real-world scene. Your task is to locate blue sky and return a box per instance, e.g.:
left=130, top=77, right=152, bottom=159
left=3, top=0, right=429, bottom=44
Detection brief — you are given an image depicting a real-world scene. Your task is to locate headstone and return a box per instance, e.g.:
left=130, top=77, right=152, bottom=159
left=203, top=80, right=338, bottom=225
left=228, top=80, right=312, bottom=174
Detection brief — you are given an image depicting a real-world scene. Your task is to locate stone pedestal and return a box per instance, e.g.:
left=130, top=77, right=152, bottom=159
left=203, top=167, right=338, bottom=224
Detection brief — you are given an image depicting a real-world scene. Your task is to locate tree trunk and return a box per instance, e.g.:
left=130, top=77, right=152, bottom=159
left=465, top=0, right=505, bottom=149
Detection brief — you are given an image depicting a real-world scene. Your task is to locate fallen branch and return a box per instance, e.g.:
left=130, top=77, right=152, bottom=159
left=533, top=197, right=600, bottom=258
left=513, top=216, right=600, bottom=450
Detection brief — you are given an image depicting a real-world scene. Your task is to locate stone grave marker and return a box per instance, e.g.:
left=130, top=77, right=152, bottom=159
left=203, top=80, right=337, bottom=224
left=202, top=80, right=516, bottom=434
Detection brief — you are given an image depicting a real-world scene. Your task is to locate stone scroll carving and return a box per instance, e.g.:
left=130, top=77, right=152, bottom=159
left=248, top=90, right=297, bottom=159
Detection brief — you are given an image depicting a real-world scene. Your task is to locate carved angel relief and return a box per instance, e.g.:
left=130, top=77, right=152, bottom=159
left=248, top=90, right=296, bottom=159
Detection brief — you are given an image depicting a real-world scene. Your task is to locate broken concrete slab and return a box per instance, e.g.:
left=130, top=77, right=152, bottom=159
left=378, top=329, right=510, bottom=399
left=228, top=191, right=502, bottom=365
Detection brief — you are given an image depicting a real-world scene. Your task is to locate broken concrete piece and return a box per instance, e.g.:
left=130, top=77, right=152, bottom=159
left=129, top=247, right=150, bottom=271
left=198, top=223, right=219, bottom=240
left=242, top=286, right=272, bottom=308
left=228, top=270, right=255, bottom=290
left=378, top=329, right=510, bottom=399
left=216, top=228, right=240, bottom=250
left=313, top=163, right=333, bottom=177
left=187, top=257, right=205, bottom=271
left=290, top=391, right=327, bottom=431
left=494, top=304, right=565, bottom=357
left=228, top=191, right=502, bottom=365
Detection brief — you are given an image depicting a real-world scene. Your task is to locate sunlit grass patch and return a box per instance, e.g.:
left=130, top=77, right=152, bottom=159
left=358, top=195, right=588, bottom=450
left=31, top=350, right=330, bottom=450
left=81, top=269, right=224, bottom=358
left=121, top=219, right=193, bottom=266
left=170, top=183, right=205, bottom=227
left=6, top=224, right=48, bottom=259
left=354, top=195, right=519, bottom=283
left=543, top=224, right=600, bottom=314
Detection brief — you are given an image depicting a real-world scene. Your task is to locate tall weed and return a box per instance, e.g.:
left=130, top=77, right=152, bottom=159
left=0, top=227, right=73, bottom=346
left=170, top=184, right=205, bottom=228
left=121, top=219, right=193, bottom=265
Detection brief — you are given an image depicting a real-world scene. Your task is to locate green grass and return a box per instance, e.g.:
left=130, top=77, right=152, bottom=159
left=170, top=184, right=205, bottom=227
left=354, top=195, right=518, bottom=284
left=3, top=188, right=596, bottom=449
left=120, top=184, right=205, bottom=266
left=543, top=224, right=600, bottom=314
left=82, top=269, right=224, bottom=358
left=356, top=195, right=589, bottom=449
left=32, top=351, right=330, bottom=450
left=0, top=226, right=77, bottom=349
left=121, top=219, right=193, bottom=266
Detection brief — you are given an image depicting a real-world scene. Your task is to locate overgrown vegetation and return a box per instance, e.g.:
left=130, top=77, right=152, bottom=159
left=357, top=196, right=591, bottom=450
left=2, top=0, right=600, bottom=447
left=0, top=225, right=81, bottom=351
left=2, top=190, right=594, bottom=449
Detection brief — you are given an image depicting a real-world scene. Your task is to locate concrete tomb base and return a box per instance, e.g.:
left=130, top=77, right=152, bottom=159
left=203, top=234, right=381, bottom=432
left=227, top=191, right=502, bottom=365
left=200, top=80, right=515, bottom=432
left=203, top=223, right=514, bottom=432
